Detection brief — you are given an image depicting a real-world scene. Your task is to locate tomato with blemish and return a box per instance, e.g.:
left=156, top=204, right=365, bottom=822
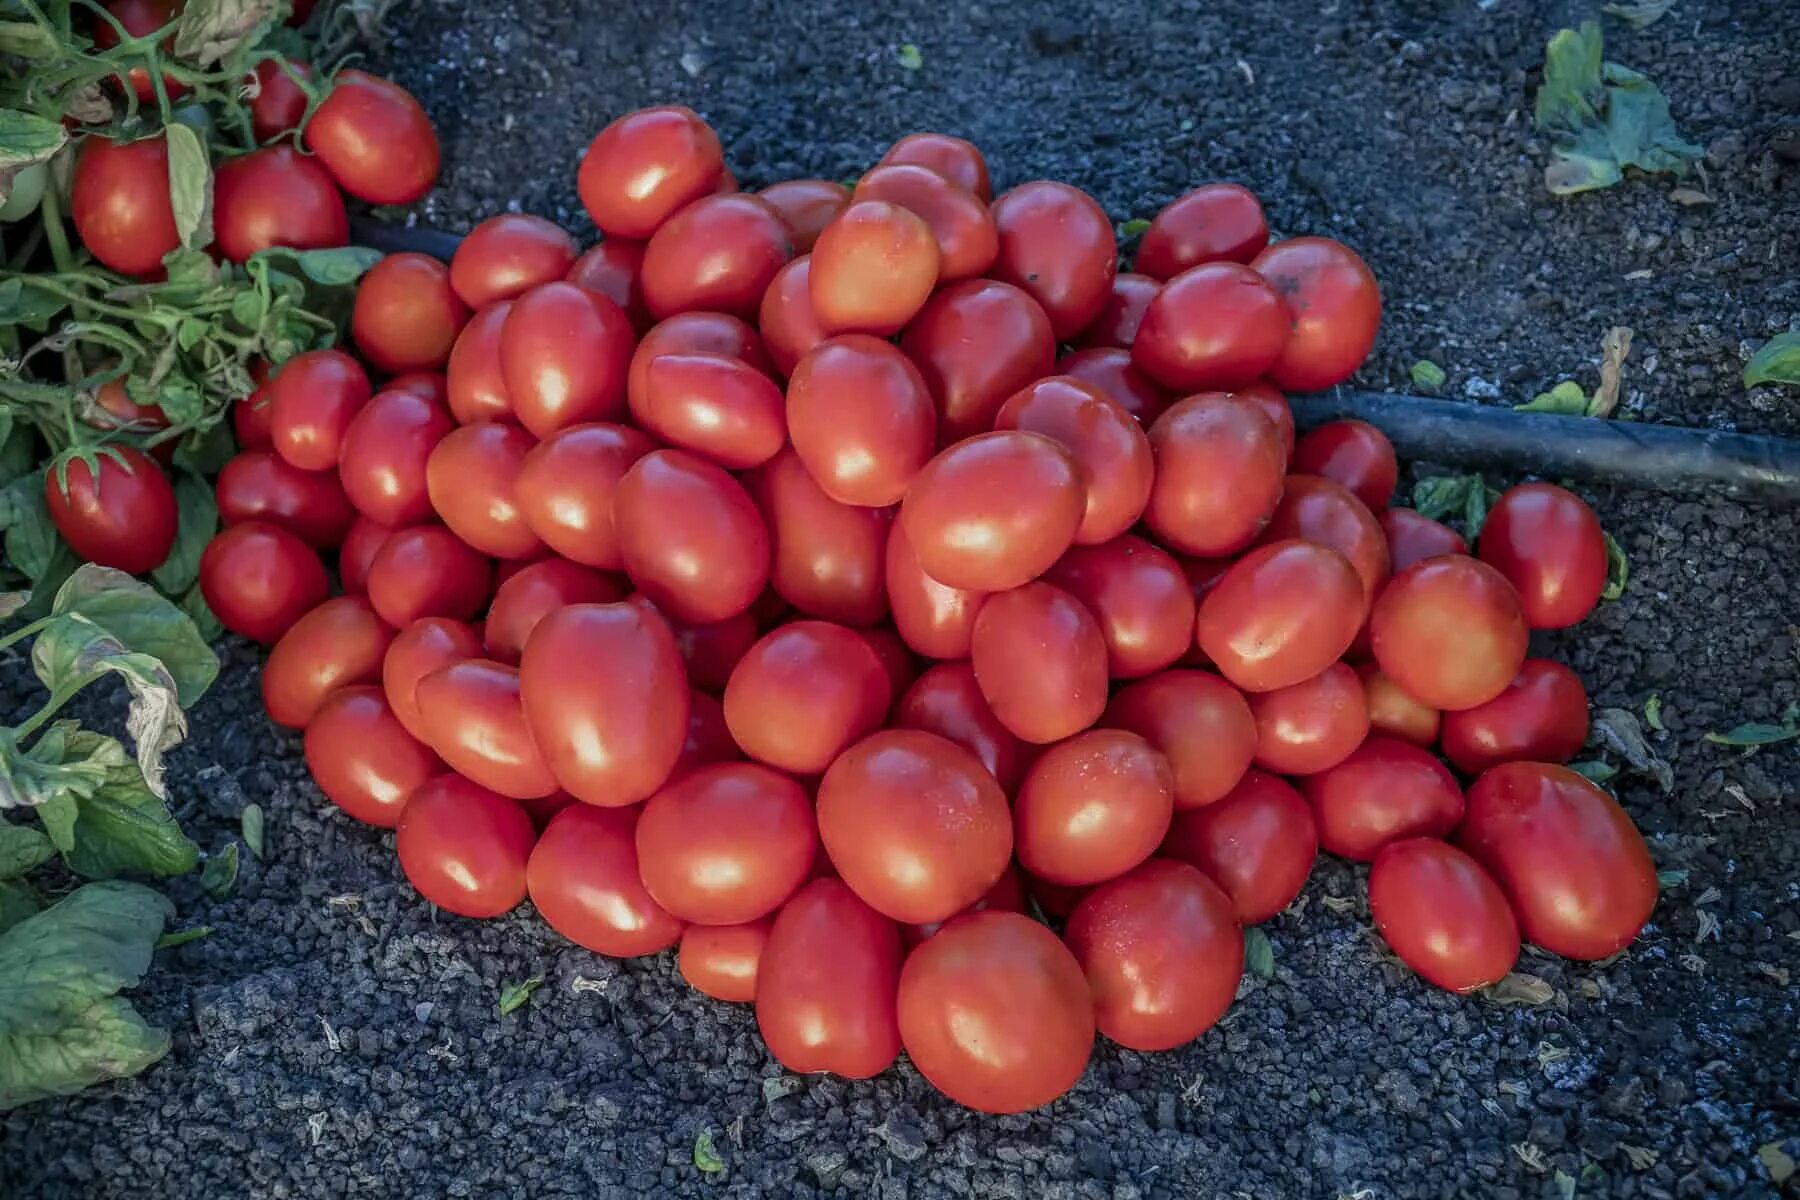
left=990, top=181, right=1117, bottom=340
left=1252, top=237, right=1382, bottom=393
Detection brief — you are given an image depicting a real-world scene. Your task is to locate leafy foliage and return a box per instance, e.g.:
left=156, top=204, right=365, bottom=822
left=1533, top=21, right=1700, bottom=195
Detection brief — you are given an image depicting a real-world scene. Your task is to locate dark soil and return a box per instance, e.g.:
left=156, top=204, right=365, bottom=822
left=5, top=1, right=1798, bottom=1197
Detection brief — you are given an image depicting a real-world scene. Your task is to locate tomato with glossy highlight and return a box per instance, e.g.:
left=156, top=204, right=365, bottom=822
left=395, top=775, right=534, bottom=918
left=483, top=559, right=626, bottom=663
left=971, top=582, right=1109, bottom=744
left=990, top=181, right=1117, bottom=340
left=854, top=163, right=997, bottom=281
left=1133, top=262, right=1289, bottom=391
left=365, top=525, right=491, bottom=627
left=994, top=376, right=1153, bottom=546
left=1477, top=483, right=1608, bottom=630
left=1197, top=540, right=1364, bottom=692
left=636, top=762, right=817, bottom=924
left=500, top=282, right=636, bottom=438
left=1161, top=769, right=1316, bottom=924
left=884, top=519, right=985, bottom=660
left=217, top=450, right=358, bottom=549
left=451, top=213, right=580, bottom=309
left=680, top=918, right=771, bottom=1001
left=425, top=422, right=543, bottom=559
left=1304, top=734, right=1462, bottom=860
left=304, top=70, right=440, bottom=204
left=578, top=106, right=724, bottom=239
left=756, top=878, right=902, bottom=1077
left=809, top=199, right=940, bottom=335
left=641, top=193, right=792, bottom=320
left=44, top=448, right=175, bottom=574
left=383, top=616, right=483, bottom=742
left=747, top=449, right=889, bottom=626
left=304, top=686, right=441, bottom=827
left=633, top=352, right=785, bottom=469
left=899, top=432, right=1083, bottom=593
left=1252, top=237, right=1382, bottom=393
left=1290, top=420, right=1397, bottom=513
left=337, top=388, right=454, bottom=527
left=1144, top=393, right=1286, bottom=558
left=1015, top=730, right=1173, bottom=886
left=901, top=279, right=1057, bottom=442
left=415, top=658, right=558, bottom=799
left=210, top=146, right=349, bottom=263
left=1258, top=473, right=1390, bottom=610
left=1370, top=556, right=1528, bottom=711
left=70, top=136, right=178, bottom=277
left=1440, top=658, right=1589, bottom=775
left=269, top=349, right=371, bottom=472
left=1135, top=183, right=1270, bottom=278
left=723, top=621, right=890, bottom=774
left=757, top=255, right=829, bottom=378
left=446, top=301, right=514, bottom=424
left=894, top=663, right=1031, bottom=792
left=879, top=132, right=992, bottom=200
left=1247, top=661, right=1369, bottom=776
left=1103, top=670, right=1256, bottom=810
left=1368, top=838, right=1520, bottom=992
left=261, top=595, right=394, bottom=729
left=351, top=253, right=470, bottom=374
left=1357, top=663, right=1441, bottom=747
left=527, top=804, right=683, bottom=956
left=1045, top=536, right=1194, bottom=679
left=786, top=334, right=936, bottom=508
left=613, top=449, right=770, bottom=623
left=199, top=522, right=329, bottom=644
left=513, top=421, right=654, bottom=570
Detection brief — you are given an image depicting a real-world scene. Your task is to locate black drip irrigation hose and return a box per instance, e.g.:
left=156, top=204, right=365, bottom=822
left=350, top=217, right=1800, bottom=508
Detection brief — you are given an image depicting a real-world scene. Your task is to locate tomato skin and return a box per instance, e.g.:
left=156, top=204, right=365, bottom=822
left=1229, top=381, right=1296, bottom=462
left=1135, top=183, right=1270, bottom=278
left=631, top=598, right=759, bottom=693
left=304, top=70, right=439, bottom=204
left=1197, top=540, right=1365, bottom=692
left=261, top=595, right=394, bottom=729
left=512, top=422, right=654, bottom=571
left=636, top=762, right=817, bottom=924
left=518, top=601, right=688, bottom=806
left=1290, top=420, right=1397, bottom=513
left=898, top=910, right=1093, bottom=1112
left=445, top=301, right=515, bottom=425
left=382, top=616, right=483, bottom=742
left=1303, top=734, right=1461, bottom=859
left=990, top=181, right=1117, bottom=340
left=1133, top=263, right=1289, bottom=391
left=1104, top=670, right=1256, bottom=810
left=500, top=282, right=636, bottom=438
left=44, top=448, right=176, bottom=574
left=211, top=146, right=348, bottom=264
left=723, top=621, right=890, bottom=774
left=336, top=388, right=454, bottom=527
left=1145, top=393, right=1286, bottom=558
left=87, top=380, right=171, bottom=444
left=483, top=559, right=626, bottom=663
left=450, top=213, right=579, bottom=309
left=879, top=133, right=992, bottom=200
left=566, top=239, right=649, bottom=331
left=1370, top=556, right=1529, bottom=711
left=747, top=449, right=890, bottom=626
left=1440, top=658, right=1589, bottom=776
left=675, top=688, right=741, bottom=773
left=1252, top=237, right=1382, bottom=393
left=1015, top=730, right=1174, bottom=886
left=901, top=280, right=1057, bottom=442
left=1356, top=662, right=1441, bottom=747
left=1381, top=506, right=1467, bottom=570
left=1368, top=838, right=1519, bottom=992
left=1247, top=661, right=1369, bottom=776
left=249, top=59, right=311, bottom=141
left=1477, top=483, right=1607, bottom=630
left=424, top=422, right=542, bottom=559
left=415, top=659, right=558, bottom=799
left=303, top=686, right=441, bottom=827
left=365, top=525, right=491, bottom=627
left=900, top=432, right=1083, bottom=593
left=337, top=516, right=390, bottom=594
left=1161, top=769, right=1316, bottom=924
left=613, top=449, right=770, bottom=624
left=757, top=256, right=828, bottom=378
left=395, top=775, right=535, bottom=919
left=758, top=180, right=851, bottom=253
left=578, top=106, right=724, bottom=239
left=1045, top=536, right=1195, bottom=679
left=1057, top=347, right=1170, bottom=425
left=756, top=878, right=902, bottom=1078
left=972, top=582, right=1109, bottom=744
left=1258, top=474, right=1391, bottom=611
left=93, top=0, right=183, bottom=102
left=894, top=663, right=1031, bottom=792
left=199, top=522, right=329, bottom=644
left=627, top=312, right=769, bottom=413
left=1459, top=762, right=1656, bottom=960
left=526, top=804, right=683, bottom=956
left=859, top=626, right=917, bottom=710
left=70, top=136, right=178, bottom=277
left=994, top=376, right=1153, bottom=546
left=680, top=918, right=771, bottom=1001
left=786, top=334, right=936, bottom=508
left=640, top=193, right=792, bottom=320
left=268, top=350, right=372, bottom=473
left=632, top=352, right=785, bottom=469
left=1066, top=860, right=1242, bottom=1052
left=902, top=865, right=1027, bottom=948
left=854, top=164, right=997, bottom=282
left=351, top=253, right=470, bottom=375
left=233, top=362, right=276, bottom=451
left=1072, top=273, right=1159, bottom=350
left=884, top=518, right=984, bottom=660
left=809, top=200, right=940, bottom=335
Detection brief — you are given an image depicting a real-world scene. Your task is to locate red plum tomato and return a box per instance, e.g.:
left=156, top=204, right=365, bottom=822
left=1014, top=730, right=1174, bottom=886
left=1132, top=262, right=1289, bottom=391
left=1135, top=183, right=1270, bottom=278
left=383, top=616, right=483, bottom=743
left=1381, top=506, right=1466, bottom=570
left=993, top=376, right=1153, bottom=546
left=351, top=253, right=470, bottom=375
left=746, top=449, right=890, bottom=626
left=1357, top=663, right=1441, bottom=747
left=500, top=281, right=636, bottom=438
left=1369, top=556, right=1529, bottom=711
left=1477, top=482, right=1608, bottom=630
left=414, top=658, right=558, bottom=799
left=809, top=200, right=939, bottom=335
left=43, top=447, right=175, bottom=574
left=446, top=301, right=515, bottom=424
left=1196, top=540, right=1365, bottom=692
left=1045, top=536, right=1195, bottom=679
left=989, top=181, right=1117, bottom=340
left=199, top=522, right=329, bottom=644
left=513, top=422, right=655, bottom=571
left=879, top=132, right=992, bottom=200
left=1247, top=661, right=1370, bottom=776
left=786, top=333, right=936, bottom=508
left=70, top=136, right=178, bottom=277
left=261, top=595, right=393, bottom=729
left=757, top=255, right=829, bottom=377
left=895, top=663, right=1031, bottom=792
left=210, top=146, right=347, bottom=264
left=722, top=621, right=890, bottom=774
left=756, top=878, right=902, bottom=1077
left=758, top=179, right=850, bottom=253
left=898, top=432, right=1083, bottom=593
left=641, top=193, right=792, bottom=320
left=1251, top=237, right=1382, bottom=393
left=884, top=518, right=985, bottom=660
left=1303, top=734, right=1463, bottom=860
left=632, top=352, right=785, bottom=469
left=1290, top=420, right=1397, bottom=513
left=970, top=582, right=1109, bottom=744
left=483, top=559, right=626, bottom=663
left=424, top=422, right=541, bottom=559
left=395, top=775, right=534, bottom=918
left=636, top=762, right=817, bottom=924
left=1144, top=393, right=1286, bottom=558
left=1161, top=769, right=1316, bottom=924
left=303, top=71, right=439, bottom=205
left=1103, top=670, right=1256, bottom=810
left=365, top=526, right=491, bottom=627
left=303, top=685, right=440, bottom=827
left=337, top=388, right=454, bottom=527
left=900, top=279, right=1057, bottom=442
left=613, top=449, right=770, bottom=624
left=527, top=804, right=683, bottom=956
left=1440, top=658, right=1589, bottom=776
left=853, top=163, right=997, bottom=281
left=1057, top=347, right=1171, bottom=425
left=1368, top=838, right=1520, bottom=992
left=680, top=919, right=771, bottom=1001
left=269, top=349, right=371, bottom=472
left=450, top=213, right=579, bottom=309
left=578, top=106, right=724, bottom=239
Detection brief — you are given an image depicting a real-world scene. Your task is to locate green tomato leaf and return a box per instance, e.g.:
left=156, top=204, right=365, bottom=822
left=1603, top=0, right=1676, bottom=28
left=52, top=565, right=219, bottom=707
left=160, top=248, right=220, bottom=290
left=155, top=924, right=212, bottom=950
left=1602, top=531, right=1628, bottom=602
left=0, top=20, right=61, bottom=59
left=32, top=615, right=190, bottom=799
left=171, top=419, right=236, bottom=476
left=1463, top=482, right=1495, bottom=539
left=0, top=879, right=37, bottom=934
left=1410, top=359, right=1446, bottom=390
left=162, top=124, right=214, bottom=252
left=1534, top=22, right=1698, bottom=195
left=497, top=974, right=543, bottom=1016
left=4, top=477, right=61, bottom=581
left=1568, top=760, right=1618, bottom=784
left=173, top=0, right=279, bottom=67
left=150, top=474, right=218, bottom=596
left=176, top=584, right=223, bottom=643
left=1243, top=926, right=1274, bottom=979
left=1656, top=868, right=1689, bottom=889
left=1743, top=332, right=1800, bottom=389
left=254, top=246, right=383, bottom=287
left=0, top=819, right=55, bottom=881
left=241, top=803, right=265, bottom=860
left=1643, top=694, right=1664, bottom=732
left=33, top=732, right=198, bottom=879
left=1515, top=380, right=1592, bottom=415
left=694, top=1128, right=726, bottom=1174
left=1119, top=218, right=1152, bottom=238
left=0, top=277, right=69, bottom=329
left=201, top=842, right=238, bottom=900
left=35, top=792, right=78, bottom=852
left=0, top=109, right=67, bottom=173
left=0, top=416, right=34, bottom=488
left=1410, top=475, right=1478, bottom=523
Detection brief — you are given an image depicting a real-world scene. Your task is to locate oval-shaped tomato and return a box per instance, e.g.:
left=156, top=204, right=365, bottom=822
left=395, top=775, right=534, bottom=918
left=578, top=106, right=724, bottom=239
left=268, top=349, right=371, bottom=473
left=199, top=521, right=329, bottom=644
left=217, top=449, right=359, bottom=549
left=680, top=918, right=771, bottom=1001
left=303, top=685, right=440, bottom=827
left=1303, top=734, right=1462, bottom=860
left=337, top=515, right=391, bottom=594
left=854, top=163, right=997, bottom=281
left=722, top=621, right=889, bottom=774
left=1197, top=540, right=1364, bottom=692
left=1104, top=670, right=1256, bottom=810
left=93, top=0, right=183, bottom=102
left=526, top=804, right=682, bottom=955
left=993, top=376, right=1153, bottom=546
left=884, top=518, right=984, bottom=660
left=1460, top=762, right=1655, bottom=960
left=1381, top=505, right=1467, bottom=570
left=1247, top=661, right=1369, bottom=775
left=44, top=448, right=176, bottom=574
left=445, top=301, right=514, bottom=425
left=971, top=582, right=1108, bottom=744
left=785, top=334, right=936, bottom=508
left=1135, top=183, right=1270, bottom=278
left=1072, top=272, right=1159, bottom=350
left=1252, top=237, right=1382, bottom=393
left=248, top=59, right=311, bottom=141
left=1144, top=393, right=1286, bottom=558
left=262, top=595, right=393, bottom=729
left=382, top=616, right=483, bottom=742
left=1133, top=262, right=1289, bottom=391
left=1477, top=483, right=1607, bottom=630
left=1057, top=346, right=1171, bottom=425
left=756, top=255, right=828, bottom=378
left=900, top=432, right=1083, bottom=593
left=351, top=252, right=469, bottom=375
left=1258, top=473, right=1390, bottom=611
left=211, top=145, right=348, bottom=263
left=756, top=878, right=902, bottom=1077
left=640, top=193, right=792, bottom=320
left=1440, top=658, right=1589, bottom=776
left=747, top=449, right=889, bottom=626
left=1369, top=838, right=1520, bottom=992
left=500, top=282, right=636, bottom=438
left=758, top=180, right=850, bottom=253
left=1290, top=420, right=1397, bottom=513
left=990, top=181, right=1117, bottom=340
left=303, top=70, right=439, bottom=204
left=484, top=559, right=626, bottom=663
left=894, top=663, right=1030, bottom=792
left=898, top=910, right=1093, bottom=1112
left=1370, top=556, right=1528, bottom=711
left=613, top=449, right=770, bottom=623
left=1065, top=860, right=1243, bottom=1052
left=450, top=213, right=579, bottom=309
left=806, top=199, right=940, bottom=336
left=1015, top=730, right=1173, bottom=886
left=1357, top=662, right=1441, bottom=747
left=633, top=352, right=784, bottom=469
left=336, top=388, right=454, bottom=527
left=1044, top=536, right=1195, bottom=680
left=879, top=132, right=992, bottom=200
left=424, top=422, right=542, bottom=559
left=627, top=312, right=770, bottom=412
left=1161, top=769, right=1316, bottom=924
left=70, top=136, right=178, bottom=277
left=365, top=525, right=491, bottom=627
left=567, top=238, right=650, bottom=331
left=901, top=279, right=1057, bottom=442
left=415, top=658, right=558, bottom=799
left=513, top=421, right=654, bottom=571
left=636, top=762, right=816, bottom=924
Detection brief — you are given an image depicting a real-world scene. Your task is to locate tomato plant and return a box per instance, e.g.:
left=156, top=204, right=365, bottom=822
left=43, top=448, right=176, bottom=575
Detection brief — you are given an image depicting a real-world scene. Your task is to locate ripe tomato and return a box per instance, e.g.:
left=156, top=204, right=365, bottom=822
left=680, top=918, right=772, bottom=1001
left=232, top=361, right=276, bottom=450
left=1072, top=272, right=1159, bottom=349
left=636, top=762, right=817, bottom=923
left=879, top=132, right=992, bottom=200
left=1134, top=183, right=1270, bottom=278
left=303, top=685, right=440, bottom=827
left=351, top=253, right=469, bottom=374
left=989, top=181, right=1117, bottom=339
left=1478, top=483, right=1607, bottom=630
left=248, top=59, right=310, bottom=141
left=337, top=515, right=390, bottom=594
left=640, top=193, right=792, bottom=320
left=303, top=70, right=439, bottom=204
left=1253, top=237, right=1382, bottom=392
left=785, top=334, right=936, bottom=508
left=1045, top=536, right=1194, bottom=679
left=445, top=301, right=514, bottom=424
left=424, top=422, right=542, bottom=559
left=1440, top=658, right=1589, bottom=775
left=93, top=0, right=183, bottom=102
left=1015, top=730, right=1173, bottom=886
left=632, top=352, right=785, bottom=469
left=1290, top=420, right=1397, bottom=512
left=757, top=256, right=828, bottom=378
left=1161, top=769, right=1316, bottom=924
left=199, top=521, right=328, bottom=643
left=336, top=388, right=454, bottom=527
left=500, top=282, right=636, bottom=438
left=511, top=422, right=653, bottom=571
left=211, top=146, right=348, bottom=263
left=1133, top=263, right=1289, bottom=391
left=1368, top=838, right=1519, bottom=992
left=628, top=598, right=758, bottom=693
left=809, top=200, right=940, bottom=335
left=1197, top=540, right=1365, bottom=692
left=1303, top=734, right=1461, bottom=859
left=860, top=626, right=917, bottom=708
left=901, top=279, right=1057, bottom=442
left=1057, top=346, right=1171, bottom=425
left=614, top=449, right=769, bottom=623
left=898, top=911, right=1093, bottom=1113
left=1104, top=670, right=1256, bottom=809
left=1357, top=663, right=1441, bottom=747
left=382, top=616, right=483, bottom=742
left=723, top=621, right=889, bottom=774
left=85, top=380, right=168, bottom=446
left=758, top=179, right=850, bottom=253
left=627, top=312, right=769, bottom=409
left=450, top=213, right=579, bottom=309
left=1066, top=860, right=1242, bottom=1052
left=395, top=775, right=534, bottom=918
left=578, top=106, right=724, bottom=238
left=365, top=525, right=491, bottom=627
left=566, top=239, right=649, bottom=331
left=884, top=518, right=984, bottom=660
left=483, top=559, right=626, bottom=663
left=261, top=595, right=393, bottom=729
left=44, top=448, right=175, bottom=574
left=854, top=164, right=997, bottom=281
left=894, top=663, right=1030, bottom=792
left=1247, top=661, right=1369, bottom=775
left=518, top=601, right=687, bottom=806
left=526, top=804, right=682, bottom=956
left=972, top=582, right=1108, bottom=744
left=1381, top=506, right=1466, bottom=570
left=994, top=376, right=1153, bottom=546
left=415, top=658, right=558, bottom=799
left=1460, top=762, right=1655, bottom=960
left=1258, top=474, right=1390, bottom=611
left=269, top=350, right=371, bottom=473
left=1144, top=394, right=1286, bottom=558
left=70, top=136, right=178, bottom=277
left=747, top=449, right=889, bottom=626
left=900, top=432, right=1083, bottom=592
left=1370, top=556, right=1528, bottom=711
left=756, top=878, right=902, bottom=1077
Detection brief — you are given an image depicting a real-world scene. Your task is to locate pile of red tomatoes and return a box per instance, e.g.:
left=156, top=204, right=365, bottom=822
left=193, top=106, right=1657, bottom=1115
